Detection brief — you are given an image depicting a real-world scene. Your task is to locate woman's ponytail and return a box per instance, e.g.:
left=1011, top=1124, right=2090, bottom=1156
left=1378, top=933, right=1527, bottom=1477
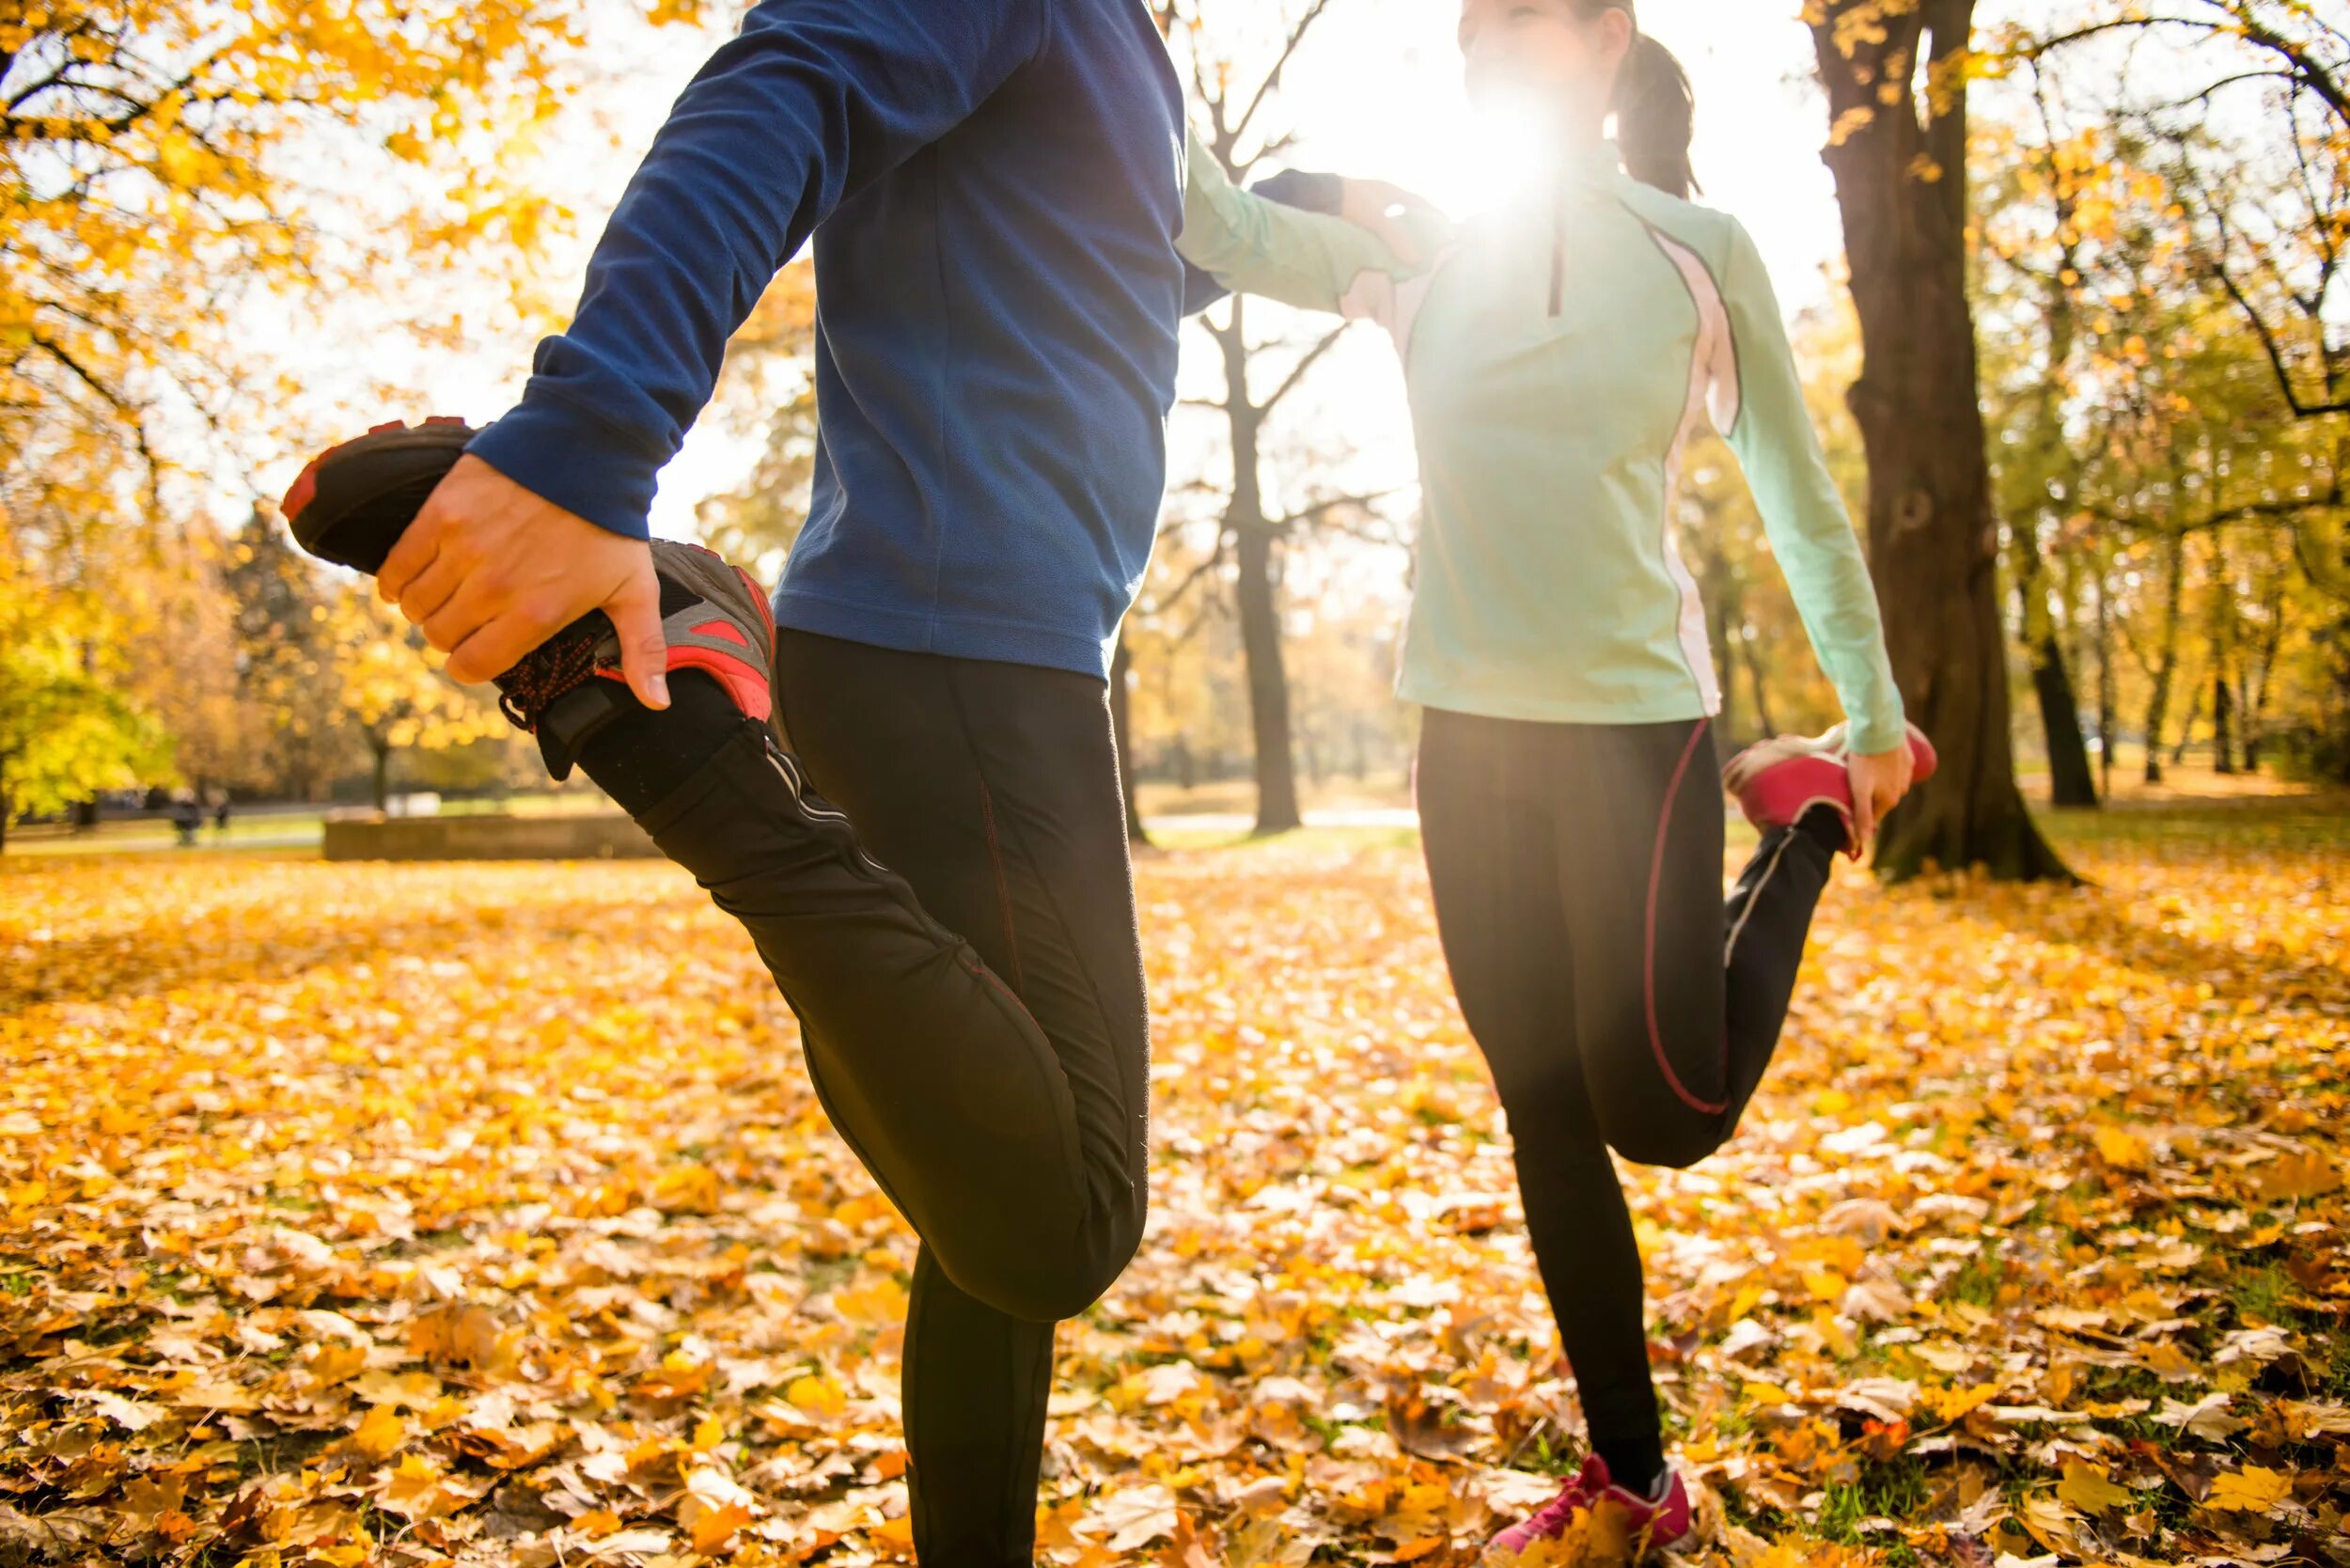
left=1612, top=31, right=1697, bottom=199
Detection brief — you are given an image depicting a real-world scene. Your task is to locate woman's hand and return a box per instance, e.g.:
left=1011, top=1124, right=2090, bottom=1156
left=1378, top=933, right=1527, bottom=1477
left=1339, top=178, right=1448, bottom=267
left=1847, top=744, right=1917, bottom=854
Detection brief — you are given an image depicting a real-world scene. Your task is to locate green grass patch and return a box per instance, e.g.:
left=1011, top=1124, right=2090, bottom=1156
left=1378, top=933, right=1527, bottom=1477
left=1944, top=1245, right=2009, bottom=1308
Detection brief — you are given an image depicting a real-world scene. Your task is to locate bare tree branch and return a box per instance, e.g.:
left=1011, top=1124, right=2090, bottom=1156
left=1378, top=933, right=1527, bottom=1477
left=1257, top=323, right=1353, bottom=416
left=1262, top=487, right=1404, bottom=535
left=1230, top=0, right=1336, bottom=145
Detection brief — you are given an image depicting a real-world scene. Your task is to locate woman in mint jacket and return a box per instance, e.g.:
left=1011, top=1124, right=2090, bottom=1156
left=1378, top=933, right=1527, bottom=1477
left=1180, top=1, right=1935, bottom=1556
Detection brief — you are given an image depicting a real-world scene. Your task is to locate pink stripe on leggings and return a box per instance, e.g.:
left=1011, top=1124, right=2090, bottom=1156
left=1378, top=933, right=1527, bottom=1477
left=1644, top=718, right=1728, bottom=1116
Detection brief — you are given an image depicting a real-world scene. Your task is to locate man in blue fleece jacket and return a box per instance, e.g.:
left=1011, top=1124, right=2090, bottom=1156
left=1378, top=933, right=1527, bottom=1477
left=386, top=0, right=1188, bottom=692
left=323, top=1, right=1362, bottom=1560
left=323, top=2, right=1431, bottom=1557
left=359, top=9, right=1192, bottom=1559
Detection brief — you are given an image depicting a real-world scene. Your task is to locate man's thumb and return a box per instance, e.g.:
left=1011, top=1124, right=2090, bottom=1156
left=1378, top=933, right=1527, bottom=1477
left=608, top=561, right=671, bottom=711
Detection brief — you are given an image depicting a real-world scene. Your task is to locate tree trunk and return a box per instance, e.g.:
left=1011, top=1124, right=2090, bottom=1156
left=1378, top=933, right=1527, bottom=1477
left=1810, top=0, right=2070, bottom=880
left=2207, top=533, right=2236, bottom=774
left=2144, top=530, right=2186, bottom=785
left=1214, top=293, right=1303, bottom=837
left=2016, top=528, right=2096, bottom=806
left=2212, top=669, right=2236, bottom=774
left=2092, top=566, right=2115, bottom=799
left=2014, top=127, right=2098, bottom=809
left=1111, top=635, right=1151, bottom=849
left=2029, top=634, right=2097, bottom=807
left=1234, top=522, right=1303, bottom=834
left=2170, top=676, right=2201, bottom=769
left=1709, top=592, right=1744, bottom=745
left=371, top=741, right=393, bottom=813
left=2016, top=556, right=2099, bottom=805
left=1741, top=635, right=1778, bottom=738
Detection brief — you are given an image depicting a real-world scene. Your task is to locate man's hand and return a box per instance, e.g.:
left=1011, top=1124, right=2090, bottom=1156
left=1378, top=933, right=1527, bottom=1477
left=1339, top=178, right=1448, bottom=268
left=1847, top=744, right=1917, bottom=855
left=378, top=455, right=671, bottom=709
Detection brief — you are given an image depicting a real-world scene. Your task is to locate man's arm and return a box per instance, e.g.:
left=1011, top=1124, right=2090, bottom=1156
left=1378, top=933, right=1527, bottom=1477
left=473, top=0, right=1042, bottom=537
left=382, top=0, right=1042, bottom=701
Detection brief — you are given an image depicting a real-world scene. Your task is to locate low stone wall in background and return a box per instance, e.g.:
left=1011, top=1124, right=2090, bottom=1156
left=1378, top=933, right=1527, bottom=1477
left=321, top=813, right=659, bottom=862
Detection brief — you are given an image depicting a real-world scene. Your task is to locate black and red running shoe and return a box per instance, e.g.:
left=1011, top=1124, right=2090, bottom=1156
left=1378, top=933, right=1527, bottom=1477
left=280, top=417, right=478, bottom=574
left=278, top=418, right=781, bottom=776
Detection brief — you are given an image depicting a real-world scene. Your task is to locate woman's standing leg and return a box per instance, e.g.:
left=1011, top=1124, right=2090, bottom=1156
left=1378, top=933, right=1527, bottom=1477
left=1416, top=710, right=1667, bottom=1488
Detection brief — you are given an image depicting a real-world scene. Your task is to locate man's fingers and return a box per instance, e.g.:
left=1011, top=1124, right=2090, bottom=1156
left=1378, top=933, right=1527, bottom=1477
left=444, top=609, right=549, bottom=687
left=417, top=569, right=505, bottom=657
left=378, top=503, right=446, bottom=604
left=397, top=550, right=467, bottom=629
left=603, top=556, right=671, bottom=711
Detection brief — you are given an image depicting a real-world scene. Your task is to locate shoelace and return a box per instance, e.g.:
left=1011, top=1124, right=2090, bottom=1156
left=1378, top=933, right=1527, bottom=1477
left=495, top=628, right=603, bottom=731
left=1523, top=1481, right=1597, bottom=1538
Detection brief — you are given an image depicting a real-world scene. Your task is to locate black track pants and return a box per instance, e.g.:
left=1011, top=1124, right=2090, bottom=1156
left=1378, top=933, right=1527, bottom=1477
left=623, top=631, right=1150, bottom=1567
left=1414, top=708, right=1832, bottom=1462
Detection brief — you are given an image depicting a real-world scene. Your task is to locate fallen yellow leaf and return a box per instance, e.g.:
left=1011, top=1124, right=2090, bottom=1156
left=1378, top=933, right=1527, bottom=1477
left=2057, top=1459, right=2132, bottom=1514
left=691, top=1501, right=755, bottom=1554
left=347, top=1403, right=405, bottom=1461
left=2206, top=1466, right=2293, bottom=1513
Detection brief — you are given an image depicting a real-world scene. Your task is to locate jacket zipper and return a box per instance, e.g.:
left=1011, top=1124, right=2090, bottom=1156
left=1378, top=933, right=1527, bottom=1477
left=1547, top=180, right=1565, bottom=317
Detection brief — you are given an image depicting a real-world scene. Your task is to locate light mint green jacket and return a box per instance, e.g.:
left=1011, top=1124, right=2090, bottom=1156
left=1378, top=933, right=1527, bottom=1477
left=1177, top=135, right=1906, bottom=754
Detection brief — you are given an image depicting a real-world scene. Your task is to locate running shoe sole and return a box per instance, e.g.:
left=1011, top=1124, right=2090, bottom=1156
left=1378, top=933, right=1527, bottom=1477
left=279, top=418, right=476, bottom=574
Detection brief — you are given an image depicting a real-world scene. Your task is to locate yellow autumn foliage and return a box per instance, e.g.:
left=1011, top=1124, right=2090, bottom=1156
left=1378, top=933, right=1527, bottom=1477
left=0, top=805, right=2343, bottom=1563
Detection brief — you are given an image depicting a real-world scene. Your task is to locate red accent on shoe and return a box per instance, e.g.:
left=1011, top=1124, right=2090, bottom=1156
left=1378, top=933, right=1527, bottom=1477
left=1485, top=1456, right=1697, bottom=1562
left=1487, top=1456, right=1607, bottom=1558
left=669, top=647, right=772, bottom=725
left=1728, top=724, right=1938, bottom=858
left=1737, top=754, right=1857, bottom=852
left=1907, top=728, right=1941, bottom=784
left=280, top=463, right=321, bottom=524
left=734, top=567, right=776, bottom=656
left=690, top=619, right=752, bottom=649
left=368, top=419, right=404, bottom=434
left=423, top=416, right=467, bottom=427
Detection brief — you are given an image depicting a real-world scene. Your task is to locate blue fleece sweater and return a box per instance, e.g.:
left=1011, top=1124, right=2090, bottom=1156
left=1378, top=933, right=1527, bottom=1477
left=466, top=0, right=1185, bottom=677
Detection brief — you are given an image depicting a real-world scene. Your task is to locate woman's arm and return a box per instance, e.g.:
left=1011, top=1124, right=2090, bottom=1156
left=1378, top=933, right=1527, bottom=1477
left=1182, top=167, right=1346, bottom=316
left=1716, top=219, right=1906, bottom=756
left=1178, top=130, right=1431, bottom=316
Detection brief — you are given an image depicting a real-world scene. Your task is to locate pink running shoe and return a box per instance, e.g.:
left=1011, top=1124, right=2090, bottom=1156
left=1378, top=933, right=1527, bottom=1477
left=1722, top=721, right=1938, bottom=858
left=1484, top=1454, right=1696, bottom=1562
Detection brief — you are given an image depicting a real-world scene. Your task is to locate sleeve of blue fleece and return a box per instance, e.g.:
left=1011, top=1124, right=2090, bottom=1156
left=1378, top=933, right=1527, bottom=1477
left=466, top=0, right=1045, bottom=539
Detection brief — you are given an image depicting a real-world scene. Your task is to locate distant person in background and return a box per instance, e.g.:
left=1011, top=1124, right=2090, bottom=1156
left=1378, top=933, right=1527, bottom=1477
left=172, top=793, right=202, bottom=848
left=211, top=791, right=232, bottom=836
left=1179, top=0, right=1936, bottom=1556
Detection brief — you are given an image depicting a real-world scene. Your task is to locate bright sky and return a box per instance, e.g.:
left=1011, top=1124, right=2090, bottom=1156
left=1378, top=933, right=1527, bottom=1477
left=324, top=2, right=1892, bottom=540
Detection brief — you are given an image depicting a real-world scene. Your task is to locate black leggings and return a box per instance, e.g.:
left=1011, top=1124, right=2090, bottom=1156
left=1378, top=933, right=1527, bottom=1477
left=607, top=632, right=1149, bottom=1567
left=1415, top=709, right=1832, bottom=1475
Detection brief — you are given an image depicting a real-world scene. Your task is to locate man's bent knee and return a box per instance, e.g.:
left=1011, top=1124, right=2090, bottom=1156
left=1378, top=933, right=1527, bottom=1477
left=935, top=1204, right=1145, bottom=1325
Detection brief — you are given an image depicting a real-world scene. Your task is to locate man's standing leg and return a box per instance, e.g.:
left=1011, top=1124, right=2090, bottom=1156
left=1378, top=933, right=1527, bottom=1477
left=775, top=631, right=1151, bottom=1567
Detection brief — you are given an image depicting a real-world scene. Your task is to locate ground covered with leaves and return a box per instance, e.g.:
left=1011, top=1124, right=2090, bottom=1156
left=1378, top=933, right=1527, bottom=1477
left=1, top=799, right=2345, bottom=1568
